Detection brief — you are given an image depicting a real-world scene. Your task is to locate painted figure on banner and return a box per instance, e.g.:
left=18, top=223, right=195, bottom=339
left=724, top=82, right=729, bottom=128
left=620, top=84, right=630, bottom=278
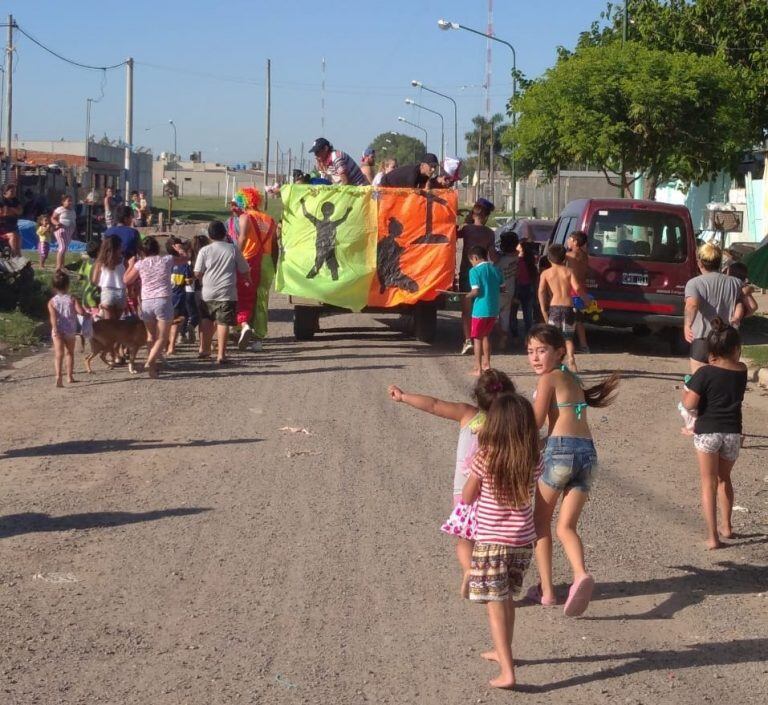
left=377, top=217, right=418, bottom=294
left=413, top=190, right=450, bottom=244
left=301, top=198, right=353, bottom=281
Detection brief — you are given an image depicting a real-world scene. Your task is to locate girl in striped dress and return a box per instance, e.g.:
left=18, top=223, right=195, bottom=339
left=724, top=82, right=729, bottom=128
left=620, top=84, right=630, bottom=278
left=461, top=392, right=540, bottom=690
left=388, top=370, right=516, bottom=598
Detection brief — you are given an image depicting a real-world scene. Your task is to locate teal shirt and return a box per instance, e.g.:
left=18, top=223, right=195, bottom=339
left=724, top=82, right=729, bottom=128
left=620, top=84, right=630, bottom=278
left=469, top=261, right=502, bottom=318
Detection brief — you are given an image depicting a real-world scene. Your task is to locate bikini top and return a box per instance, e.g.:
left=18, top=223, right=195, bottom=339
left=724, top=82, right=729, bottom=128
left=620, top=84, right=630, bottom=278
left=556, top=364, right=589, bottom=420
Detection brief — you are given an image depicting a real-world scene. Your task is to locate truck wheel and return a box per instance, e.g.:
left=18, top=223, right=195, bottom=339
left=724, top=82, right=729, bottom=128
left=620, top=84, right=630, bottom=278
left=294, top=306, right=318, bottom=341
left=667, top=328, right=689, bottom=356
left=413, top=303, right=437, bottom=344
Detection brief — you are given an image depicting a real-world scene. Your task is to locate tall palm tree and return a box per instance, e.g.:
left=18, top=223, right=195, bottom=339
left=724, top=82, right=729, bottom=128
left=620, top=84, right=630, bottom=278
left=464, top=113, right=510, bottom=175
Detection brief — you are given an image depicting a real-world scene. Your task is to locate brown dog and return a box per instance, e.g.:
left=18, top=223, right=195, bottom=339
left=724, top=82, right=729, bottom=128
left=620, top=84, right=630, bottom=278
left=85, top=319, right=148, bottom=375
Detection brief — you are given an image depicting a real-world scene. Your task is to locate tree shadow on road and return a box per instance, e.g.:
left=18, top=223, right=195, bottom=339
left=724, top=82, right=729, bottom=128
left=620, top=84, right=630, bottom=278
left=513, top=637, right=766, bottom=693
left=0, top=506, right=211, bottom=539
left=580, top=561, right=768, bottom=621
left=0, top=437, right=262, bottom=459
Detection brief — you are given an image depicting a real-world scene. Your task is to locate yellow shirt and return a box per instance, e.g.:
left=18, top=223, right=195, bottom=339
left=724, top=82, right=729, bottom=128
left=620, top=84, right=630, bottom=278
left=37, top=226, right=51, bottom=243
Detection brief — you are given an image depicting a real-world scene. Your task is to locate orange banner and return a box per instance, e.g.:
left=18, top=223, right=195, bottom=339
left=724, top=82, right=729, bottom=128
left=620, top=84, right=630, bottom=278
left=368, top=188, right=457, bottom=307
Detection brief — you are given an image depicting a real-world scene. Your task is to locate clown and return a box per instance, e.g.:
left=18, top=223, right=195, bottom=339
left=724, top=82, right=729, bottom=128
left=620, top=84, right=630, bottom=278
left=233, top=187, right=277, bottom=351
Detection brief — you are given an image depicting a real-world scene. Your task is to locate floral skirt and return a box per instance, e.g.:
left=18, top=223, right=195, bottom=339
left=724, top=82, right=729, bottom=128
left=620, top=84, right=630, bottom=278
left=440, top=496, right=477, bottom=540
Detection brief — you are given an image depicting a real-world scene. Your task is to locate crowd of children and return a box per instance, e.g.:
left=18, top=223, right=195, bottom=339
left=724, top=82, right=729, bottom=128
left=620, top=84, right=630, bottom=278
left=457, top=198, right=596, bottom=377
left=389, top=229, right=754, bottom=689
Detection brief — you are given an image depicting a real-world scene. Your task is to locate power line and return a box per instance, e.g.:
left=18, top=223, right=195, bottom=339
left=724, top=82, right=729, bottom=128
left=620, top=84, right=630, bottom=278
left=13, top=22, right=125, bottom=71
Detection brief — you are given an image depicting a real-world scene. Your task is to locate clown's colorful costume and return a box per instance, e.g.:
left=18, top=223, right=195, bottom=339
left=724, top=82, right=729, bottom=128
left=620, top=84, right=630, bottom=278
left=232, top=188, right=277, bottom=341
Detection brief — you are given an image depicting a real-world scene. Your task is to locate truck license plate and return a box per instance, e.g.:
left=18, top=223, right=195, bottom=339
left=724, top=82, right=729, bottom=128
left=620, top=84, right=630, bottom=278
left=621, top=272, right=649, bottom=286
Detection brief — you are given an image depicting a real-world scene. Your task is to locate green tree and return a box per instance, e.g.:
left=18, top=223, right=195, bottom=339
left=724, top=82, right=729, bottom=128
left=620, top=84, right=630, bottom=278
left=368, top=132, right=426, bottom=167
left=574, top=0, right=768, bottom=145
left=505, top=42, right=753, bottom=197
left=464, top=114, right=511, bottom=175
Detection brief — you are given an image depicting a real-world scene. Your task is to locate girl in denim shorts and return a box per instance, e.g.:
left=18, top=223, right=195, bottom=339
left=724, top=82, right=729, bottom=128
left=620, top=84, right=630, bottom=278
left=526, top=324, right=619, bottom=617
left=681, top=318, right=747, bottom=550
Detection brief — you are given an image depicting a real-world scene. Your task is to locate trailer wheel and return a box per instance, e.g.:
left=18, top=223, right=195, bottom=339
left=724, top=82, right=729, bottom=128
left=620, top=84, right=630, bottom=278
left=413, top=303, right=437, bottom=344
left=294, top=306, right=319, bottom=341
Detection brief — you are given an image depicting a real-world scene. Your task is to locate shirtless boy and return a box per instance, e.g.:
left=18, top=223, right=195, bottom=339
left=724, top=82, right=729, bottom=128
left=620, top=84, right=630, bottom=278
left=566, top=230, right=590, bottom=352
left=539, top=244, right=587, bottom=370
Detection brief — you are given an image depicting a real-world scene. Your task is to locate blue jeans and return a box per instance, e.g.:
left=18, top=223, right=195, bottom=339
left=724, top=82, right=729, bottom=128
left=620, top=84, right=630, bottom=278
left=541, top=436, right=597, bottom=493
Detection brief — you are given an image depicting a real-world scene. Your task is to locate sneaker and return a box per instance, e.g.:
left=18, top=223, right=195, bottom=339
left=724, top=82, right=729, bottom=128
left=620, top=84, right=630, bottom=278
left=460, top=339, right=473, bottom=355
left=237, top=325, right=253, bottom=351
left=247, top=339, right=264, bottom=352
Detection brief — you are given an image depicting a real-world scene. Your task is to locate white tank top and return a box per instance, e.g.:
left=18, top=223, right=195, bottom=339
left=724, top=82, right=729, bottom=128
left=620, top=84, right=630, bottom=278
left=99, top=262, right=125, bottom=289
left=453, top=411, right=485, bottom=495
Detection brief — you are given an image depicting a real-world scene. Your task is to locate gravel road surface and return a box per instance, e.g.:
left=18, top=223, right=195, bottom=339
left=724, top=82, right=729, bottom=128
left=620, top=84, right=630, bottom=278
left=1, top=295, right=767, bottom=704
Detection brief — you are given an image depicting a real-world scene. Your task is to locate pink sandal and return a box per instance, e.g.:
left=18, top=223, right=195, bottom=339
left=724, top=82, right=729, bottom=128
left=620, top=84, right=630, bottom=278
left=563, top=574, right=595, bottom=617
left=525, top=583, right=557, bottom=606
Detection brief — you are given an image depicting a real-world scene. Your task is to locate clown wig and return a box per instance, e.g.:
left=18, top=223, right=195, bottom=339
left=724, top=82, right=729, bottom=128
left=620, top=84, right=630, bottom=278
left=234, top=187, right=262, bottom=211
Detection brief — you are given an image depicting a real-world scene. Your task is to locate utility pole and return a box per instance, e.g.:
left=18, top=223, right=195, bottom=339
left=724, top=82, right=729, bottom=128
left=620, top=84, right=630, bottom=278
left=287, top=147, right=292, bottom=182
left=124, top=57, right=134, bottom=202
left=264, top=59, right=271, bottom=203
left=85, top=98, right=93, bottom=241
left=488, top=122, right=494, bottom=202
left=276, top=140, right=281, bottom=182
left=4, top=15, right=13, bottom=183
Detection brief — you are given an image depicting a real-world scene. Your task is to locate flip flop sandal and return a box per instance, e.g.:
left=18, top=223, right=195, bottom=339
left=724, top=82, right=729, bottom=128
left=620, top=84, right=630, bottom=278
left=563, top=574, right=595, bottom=617
left=525, top=583, right=557, bottom=606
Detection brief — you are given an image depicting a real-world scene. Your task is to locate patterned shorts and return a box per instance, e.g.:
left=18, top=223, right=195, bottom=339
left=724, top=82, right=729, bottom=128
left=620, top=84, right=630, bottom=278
left=468, top=542, right=533, bottom=603
left=548, top=305, right=575, bottom=340
left=693, top=433, right=741, bottom=462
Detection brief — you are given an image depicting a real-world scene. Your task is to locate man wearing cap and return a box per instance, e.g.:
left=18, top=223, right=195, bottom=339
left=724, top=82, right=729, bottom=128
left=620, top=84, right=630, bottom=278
left=379, top=153, right=440, bottom=188
left=360, top=149, right=375, bottom=184
left=309, top=138, right=368, bottom=186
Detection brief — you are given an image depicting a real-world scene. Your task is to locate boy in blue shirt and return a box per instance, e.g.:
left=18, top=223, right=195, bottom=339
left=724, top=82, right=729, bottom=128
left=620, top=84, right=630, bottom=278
left=466, top=245, right=503, bottom=375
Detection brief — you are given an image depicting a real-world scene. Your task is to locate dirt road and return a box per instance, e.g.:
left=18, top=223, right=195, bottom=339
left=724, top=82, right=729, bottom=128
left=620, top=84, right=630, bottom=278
left=1, top=296, right=766, bottom=705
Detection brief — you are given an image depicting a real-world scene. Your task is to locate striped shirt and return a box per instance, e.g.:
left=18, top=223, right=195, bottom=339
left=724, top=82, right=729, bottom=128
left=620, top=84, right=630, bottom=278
left=471, top=452, right=536, bottom=546
left=321, top=150, right=369, bottom=186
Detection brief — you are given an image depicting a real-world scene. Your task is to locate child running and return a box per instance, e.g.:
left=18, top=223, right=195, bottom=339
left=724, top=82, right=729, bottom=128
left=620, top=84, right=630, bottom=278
left=681, top=317, right=747, bottom=549
left=466, top=245, right=503, bottom=376
left=526, top=324, right=619, bottom=616
left=462, top=391, right=539, bottom=689
left=36, top=214, right=53, bottom=268
left=48, top=269, right=87, bottom=387
left=387, top=370, right=516, bottom=598
left=538, top=244, right=588, bottom=371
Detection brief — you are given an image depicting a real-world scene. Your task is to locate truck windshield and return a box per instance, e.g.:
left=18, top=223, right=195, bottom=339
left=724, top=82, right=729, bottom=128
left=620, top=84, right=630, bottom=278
left=588, top=209, right=687, bottom=263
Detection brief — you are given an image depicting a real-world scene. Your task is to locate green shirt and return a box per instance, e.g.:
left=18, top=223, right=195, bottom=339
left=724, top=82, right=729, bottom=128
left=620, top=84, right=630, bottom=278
left=79, top=258, right=100, bottom=308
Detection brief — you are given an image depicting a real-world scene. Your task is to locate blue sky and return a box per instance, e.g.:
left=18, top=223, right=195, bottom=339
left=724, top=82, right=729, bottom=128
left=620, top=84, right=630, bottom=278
left=5, top=0, right=608, bottom=166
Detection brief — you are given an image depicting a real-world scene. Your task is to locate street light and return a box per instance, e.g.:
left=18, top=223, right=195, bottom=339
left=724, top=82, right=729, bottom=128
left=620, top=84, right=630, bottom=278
left=397, top=116, right=428, bottom=154
left=168, top=119, right=178, bottom=193
left=404, top=98, right=444, bottom=164
left=438, top=18, right=518, bottom=219
left=411, top=80, right=458, bottom=156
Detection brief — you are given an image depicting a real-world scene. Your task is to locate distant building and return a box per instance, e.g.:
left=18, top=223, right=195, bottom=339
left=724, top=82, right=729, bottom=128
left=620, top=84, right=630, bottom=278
left=153, top=154, right=272, bottom=199
left=10, top=139, right=153, bottom=203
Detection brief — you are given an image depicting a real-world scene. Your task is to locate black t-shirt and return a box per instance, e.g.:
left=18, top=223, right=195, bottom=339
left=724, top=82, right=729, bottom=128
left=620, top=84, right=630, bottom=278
left=687, top=364, right=747, bottom=434
left=380, top=164, right=428, bottom=188
left=0, top=196, right=21, bottom=232
left=458, top=224, right=496, bottom=271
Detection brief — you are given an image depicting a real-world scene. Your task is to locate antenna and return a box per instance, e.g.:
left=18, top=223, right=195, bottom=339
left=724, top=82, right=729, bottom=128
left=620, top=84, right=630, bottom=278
left=485, top=0, right=493, bottom=118
left=321, top=57, right=326, bottom=133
